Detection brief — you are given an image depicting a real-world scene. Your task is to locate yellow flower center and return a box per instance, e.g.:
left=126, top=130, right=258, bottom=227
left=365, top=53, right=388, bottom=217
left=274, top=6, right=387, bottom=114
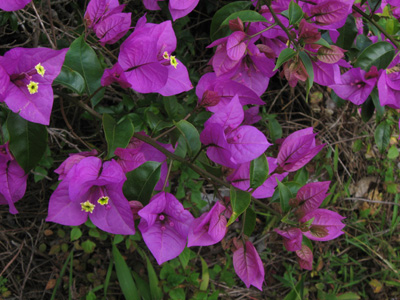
left=81, top=201, right=95, bottom=213
left=170, top=56, right=178, bottom=69
left=35, top=63, right=45, bottom=77
left=163, top=51, right=170, bottom=60
left=97, top=196, right=109, bottom=205
left=27, top=81, right=39, bottom=94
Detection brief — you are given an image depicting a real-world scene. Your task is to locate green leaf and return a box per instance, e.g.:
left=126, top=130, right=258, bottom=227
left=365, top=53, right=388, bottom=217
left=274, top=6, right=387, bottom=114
left=102, top=114, right=134, bottom=159
left=132, top=271, right=152, bottom=300
left=388, top=145, right=399, bottom=159
left=112, top=245, right=139, bottom=300
left=70, top=227, right=82, bottom=242
left=64, top=35, right=105, bottom=106
left=169, top=288, right=186, bottom=300
left=179, top=247, right=191, bottom=269
left=276, top=179, right=292, bottom=213
left=361, top=97, right=375, bottom=122
left=298, top=51, right=314, bottom=100
left=54, top=66, right=85, bottom=94
left=250, top=154, right=269, bottom=189
left=81, top=240, right=96, bottom=254
left=267, top=117, right=282, bottom=142
left=174, top=120, right=201, bottom=157
left=288, top=0, right=303, bottom=25
left=144, top=255, right=163, bottom=300
left=336, top=15, right=358, bottom=50
left=199, top=257, right=209, bottom=291
left=227, top=187, right=251, bottom=226
left=243, top=206, right=256, bottom=236
left=274, top=48, right=296, bottom=71
left=374, top=121, right=391, bottom=153
left=355, top=41, right=395, bottom=71
left=283, top=275, right=304, bottom=300
left=7, top=113, right=48, bottom=173
left=313, top=38, right=332, bottom=48
left=370, top=88, right=385, bottom=119
left=210, top=1, right=252, bottom=40
left=220, top=10, right=268, bottom=26
left=123, top=161, right=161, bottom=205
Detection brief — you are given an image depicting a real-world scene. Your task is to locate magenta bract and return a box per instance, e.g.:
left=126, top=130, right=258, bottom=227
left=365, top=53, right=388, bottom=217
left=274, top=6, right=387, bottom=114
left=0, top=47, right=68, bottom=125
left=0, top=143, right=28, bottom=214
left=0, top=0, right=31, bottom=11
left=300, top=209, right=346, bottom=241
left=274, top=227, right=303, bottom=252
left=138, top=192, right=194, bottom=264
left=296, top=181, right=331, bottom=216
left=233, top=241, right=265, bottom=290
left=187, top=202, right=227, bottom=247
left=277, top=127, right=324, bottom=172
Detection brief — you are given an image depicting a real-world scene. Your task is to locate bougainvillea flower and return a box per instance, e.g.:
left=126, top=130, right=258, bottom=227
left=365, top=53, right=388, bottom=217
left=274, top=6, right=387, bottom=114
left=0, top=142, right=28, bottom=214
left=187, top=202, right=228, bottom=247
left=138, top=192, right=194, bottom=264
left=47, top=157, right=135, bottom=235
left=377, top=57, right=400, bottom=109
left=142, top=0, right=200, bottom=21
left=0, top=47, right=68, bottom=125
left=115, top=132, right=173, bottom=190
left=277, top=127, right=324, bottom=172
left=201, top=123, right=271, bottom=168
left=196, top=72, right=264, bottom=113
left=54, top=149, right=98, bottom=180
left=312, top=60, right=340, bottom=86
left=118, top=19, right=192, bottom=95
left=274, top=227, right=303, bottom=252
left=84, top=0, right=131, bottom=45
left=0, top=0, right=31, bottom=11
left=300, top=209, right=345, bottom=241
left=233, top=241, right=264, bottom=290
left=101, top=62, right=131, bottom=89
left=296, top=244, right=313, bottom=270
left=227, top=157, right=288, bottom=199
left=309, top=0, right=354, bottom=30
left=296, top=181, right=331, bottom=216
left=329, top=66, right=380, bottom=105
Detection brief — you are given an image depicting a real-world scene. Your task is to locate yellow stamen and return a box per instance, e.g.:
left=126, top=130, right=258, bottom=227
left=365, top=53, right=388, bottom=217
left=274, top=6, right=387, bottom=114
left=170, top=56, right=178, bottom=69
left=27, top=81, right=39, bottom=94
left=35, top=63, right=45, bottom=77
left=163, top=51, right=170, bottom=60
left=98, top=196, right=109, bottom=205
left=81, top=201, right=95, bottom=213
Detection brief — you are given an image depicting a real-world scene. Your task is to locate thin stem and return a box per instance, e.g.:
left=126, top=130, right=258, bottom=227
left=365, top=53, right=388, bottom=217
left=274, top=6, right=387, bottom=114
left=162, top=159, right=173, bottom=191
left=265, top=0, right=298, bottom=50
left=352, top=5, right=400, bottom=50
left=247, top=23, right=277, bottom=39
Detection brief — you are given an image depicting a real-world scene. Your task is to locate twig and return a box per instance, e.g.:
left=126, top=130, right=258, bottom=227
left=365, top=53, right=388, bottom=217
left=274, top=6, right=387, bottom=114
left=31, top=2, right=56, bottom=49
left=343, top=197, right=400, bottom=206
left=0, top=240, right=24, bottom=277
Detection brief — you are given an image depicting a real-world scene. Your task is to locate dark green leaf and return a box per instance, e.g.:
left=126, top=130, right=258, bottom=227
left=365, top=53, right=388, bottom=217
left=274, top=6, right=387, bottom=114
left=102, top=114, right=134, bottom=159
left=7, top=113, right=47, bottom=173
left=313, top=38, right=332, bottom=48
left=227, top=187, right=251, bottom=226
left=276, top=179, right=292, bottom=213
left=268, top=117, right=282, bottom=141
left=361, top=97, right=375, bottom=122
left=70, top=227, right=82, bottom=242
left=179, top=247, right=191, bottom=270
left=374, top=121, right=391, bottom=153
left=355, top=41, right=395, bottom=71
left=174, top=120, right=201, bottom=157
left=288, top=0, right=303, bottom=25
left=112, top=245, right=139, bottom=300
left=132, top=271, right=152, bottom=300
left=370, top=88, right=385, bottom=119
left=298, top=52, right=314, bottom=100
left=336, top=15, right=358, bottom=50
left=220, top=10, right=268, bottom=26
left=283, top=275, right=305, bottom=300
left=274, top=48, right=296, bottom=71
left=145, top=255, right=163, bottom=300
left=210, top=1, right=252, bottom=40
left=64, top=35, right=105, bottom=105
left=123, top=161, right=161, bottom=205
left=54, top=66, right=85, bottom=94
left=250, top=154, right=269, bottom=189
left=81, top=240, right=96, bottom=254
left=243, top=206, right=256, bottom=236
